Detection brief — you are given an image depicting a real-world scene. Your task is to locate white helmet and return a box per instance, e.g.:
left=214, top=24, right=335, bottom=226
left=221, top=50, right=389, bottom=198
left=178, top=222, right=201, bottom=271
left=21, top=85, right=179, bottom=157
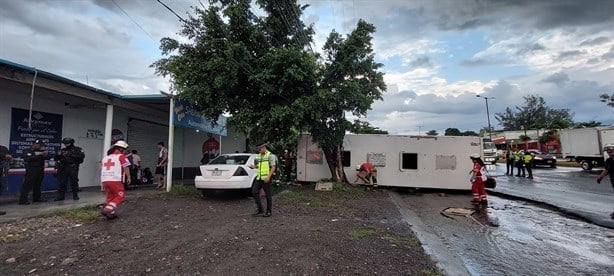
left=604, top=144, right=614, bottom=151
left=113, top=140, right=129, bottom=149
left=469, top=153, right=481, bottom=159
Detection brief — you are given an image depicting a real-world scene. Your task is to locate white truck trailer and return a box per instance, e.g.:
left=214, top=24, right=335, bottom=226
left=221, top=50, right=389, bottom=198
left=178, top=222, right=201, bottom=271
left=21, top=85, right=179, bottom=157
left=559, top=127, right=614, bottom=170
left=296, top=134, right=484, bottom=190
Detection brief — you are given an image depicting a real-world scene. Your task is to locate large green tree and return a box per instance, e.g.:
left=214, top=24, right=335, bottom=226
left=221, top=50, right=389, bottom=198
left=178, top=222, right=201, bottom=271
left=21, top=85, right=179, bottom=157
left=350, top=120, right=388, bottom=134
left=153, top=0, right=316, bottom=150
left=306, top=21, right=386, bottom=182
left=426, top=130, right=438, bottom=136
left=494, top=95, right=574, bottom=130
left=153, top=0, right=385, bottom=182
left=444, top=128, right=462, bottom=136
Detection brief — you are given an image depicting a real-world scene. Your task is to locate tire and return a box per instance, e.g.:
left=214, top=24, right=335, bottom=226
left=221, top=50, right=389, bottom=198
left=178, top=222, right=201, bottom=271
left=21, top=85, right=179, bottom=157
left=550, top=164, right=556, bottom=168
left=580, top=160, right=592, bottom=171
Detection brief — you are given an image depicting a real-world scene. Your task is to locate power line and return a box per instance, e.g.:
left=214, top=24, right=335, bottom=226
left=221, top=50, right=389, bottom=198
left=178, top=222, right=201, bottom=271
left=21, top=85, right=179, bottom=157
left=111, top=0, right=156, bottom=42
left=156, top=0, right=187, bottom=23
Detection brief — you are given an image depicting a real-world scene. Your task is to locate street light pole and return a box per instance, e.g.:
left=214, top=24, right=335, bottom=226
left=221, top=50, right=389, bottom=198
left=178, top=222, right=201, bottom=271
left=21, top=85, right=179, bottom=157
left=476, top=95, right=494, bottom=141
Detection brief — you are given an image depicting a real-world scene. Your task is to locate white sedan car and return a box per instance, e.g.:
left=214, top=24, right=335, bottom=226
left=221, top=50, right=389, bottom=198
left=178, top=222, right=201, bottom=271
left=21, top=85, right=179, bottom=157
left=194, top=153, right=257, bottom=195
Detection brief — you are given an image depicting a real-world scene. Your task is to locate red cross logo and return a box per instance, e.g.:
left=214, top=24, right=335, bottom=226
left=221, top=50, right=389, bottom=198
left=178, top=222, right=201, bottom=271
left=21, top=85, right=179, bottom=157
left=103, top=159, right=115, bottom=171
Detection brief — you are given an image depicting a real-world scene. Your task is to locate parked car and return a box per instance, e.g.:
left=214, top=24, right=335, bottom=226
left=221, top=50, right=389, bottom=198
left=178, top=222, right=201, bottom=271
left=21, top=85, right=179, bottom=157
left=526, top=149, right=557, bottom=168
left=194, top=153, right=257, bottom=196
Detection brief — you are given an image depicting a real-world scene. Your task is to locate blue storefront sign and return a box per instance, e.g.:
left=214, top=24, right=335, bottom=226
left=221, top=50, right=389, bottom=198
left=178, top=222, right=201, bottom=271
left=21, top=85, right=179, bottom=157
left=173, top=98, right=227, bottom=136
left=10, top=108, right=63, bottom=156
left=4, top=108, right=63, bottom=194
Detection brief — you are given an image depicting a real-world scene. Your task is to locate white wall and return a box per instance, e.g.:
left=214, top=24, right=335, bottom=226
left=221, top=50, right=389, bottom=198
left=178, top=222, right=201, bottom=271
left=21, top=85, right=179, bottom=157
left=1, top=79, right=107, bottom=187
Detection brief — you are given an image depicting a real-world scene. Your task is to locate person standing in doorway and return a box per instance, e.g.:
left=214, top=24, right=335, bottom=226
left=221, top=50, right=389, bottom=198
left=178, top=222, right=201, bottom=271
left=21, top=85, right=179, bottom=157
left=0, top=144, right=12, bottom=215
left=127, top=150, right=141, bottom=187
left=249, top=143, right=276, bottom=217
left=155, top=142, right=168, bottom=190
left=469, top=153, right=488, bottom=205
left=100, top=141, right=131, bottom=219
left=19, top=140, right=49, bottom=204
left=55, top=138, right=85, bottom=201
left=596, top=145, right=614, bottom=219
left=524, top=151, right=534, bottom=179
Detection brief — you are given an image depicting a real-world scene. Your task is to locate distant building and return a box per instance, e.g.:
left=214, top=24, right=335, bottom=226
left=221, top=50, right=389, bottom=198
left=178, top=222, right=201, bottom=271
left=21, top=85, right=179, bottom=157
left=485, top=129, right=560, bottom=153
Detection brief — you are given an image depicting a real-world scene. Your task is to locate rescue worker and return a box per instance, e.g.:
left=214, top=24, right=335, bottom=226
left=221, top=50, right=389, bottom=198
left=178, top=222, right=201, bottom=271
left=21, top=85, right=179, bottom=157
left=100, top=140, right=131, bottom=219
left=515, top=149, right=525, bottom=177
left=248, top=143, right=276, bottom=217
left=55, top=138, right=85, bottom=201
left=354, top=162, right=378, bottom=187
left=505, top=147, right=515, bottom=176
left=469, top=154, right=488, bottom=205
left=524, top=151, right=534, bottom=179
left=596, top=144, right=614, bottom=219
left=19, top=140, right=49, bottom=204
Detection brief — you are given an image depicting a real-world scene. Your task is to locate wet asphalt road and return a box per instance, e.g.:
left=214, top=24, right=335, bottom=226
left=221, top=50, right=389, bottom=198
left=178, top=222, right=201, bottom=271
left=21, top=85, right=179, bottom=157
left=488, top=164, right=614, bottom=228
left=393, top=192, right=614, bottom=276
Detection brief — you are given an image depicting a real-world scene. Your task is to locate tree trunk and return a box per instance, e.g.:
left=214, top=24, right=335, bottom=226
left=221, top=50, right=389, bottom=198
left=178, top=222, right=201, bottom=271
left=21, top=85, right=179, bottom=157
left=323, top=145, right=348, bottom=183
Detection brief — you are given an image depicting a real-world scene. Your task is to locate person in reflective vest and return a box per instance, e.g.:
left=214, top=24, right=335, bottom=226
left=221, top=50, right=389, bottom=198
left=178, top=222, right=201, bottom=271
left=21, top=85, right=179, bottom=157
left=524, top=151, right=534, bottom=179
left=100, top=140, right=131, bottom=219
left=515, top=150, right=525, bottom=177
left=506, top=147, right=515, bottom=176
left=248, top=143, right=276, bottom=217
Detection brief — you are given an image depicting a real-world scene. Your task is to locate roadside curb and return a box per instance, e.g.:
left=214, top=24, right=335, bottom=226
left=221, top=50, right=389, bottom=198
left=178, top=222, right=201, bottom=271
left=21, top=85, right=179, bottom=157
left=488, top=189, right=614, bottom=229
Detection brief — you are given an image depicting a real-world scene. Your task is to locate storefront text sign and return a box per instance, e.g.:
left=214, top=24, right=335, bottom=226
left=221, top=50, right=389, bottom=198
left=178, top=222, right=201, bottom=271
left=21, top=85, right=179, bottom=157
left=173, top=98, right=227, bottom=136
left=10, top=108, right=63, bottom=155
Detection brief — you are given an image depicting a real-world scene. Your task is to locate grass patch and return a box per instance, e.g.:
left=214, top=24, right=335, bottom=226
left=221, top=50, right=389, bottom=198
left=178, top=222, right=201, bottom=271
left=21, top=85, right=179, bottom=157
left=382, top=235, right=421, bottom=248
left=167, top=184, right=201, bottom=197
left=45, top=205, right=100, bottom=223
left=350, top=226, right=378, bottom=240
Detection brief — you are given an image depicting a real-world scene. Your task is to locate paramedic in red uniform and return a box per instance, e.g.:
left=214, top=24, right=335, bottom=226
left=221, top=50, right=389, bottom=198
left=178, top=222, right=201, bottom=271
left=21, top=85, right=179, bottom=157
left=100, top=141, right=131, bottom=219
left=469, top=153, right=488, bottom=205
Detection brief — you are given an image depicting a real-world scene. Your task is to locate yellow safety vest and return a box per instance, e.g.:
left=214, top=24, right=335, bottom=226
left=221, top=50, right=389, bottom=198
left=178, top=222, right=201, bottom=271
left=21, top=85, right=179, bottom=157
left=514, top=151, right=523, bottom=162
left=256, top=151, right=271, bottom=180
left=524, top=154, right=533, bottom=164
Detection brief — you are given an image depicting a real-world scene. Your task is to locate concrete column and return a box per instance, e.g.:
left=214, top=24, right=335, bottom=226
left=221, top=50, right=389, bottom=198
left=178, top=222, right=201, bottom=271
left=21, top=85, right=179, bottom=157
left=166, top=96, right=175, bottom=192
left=102, top=104, right=114, bottom=190
left=102, top=104, right=114, bottom=157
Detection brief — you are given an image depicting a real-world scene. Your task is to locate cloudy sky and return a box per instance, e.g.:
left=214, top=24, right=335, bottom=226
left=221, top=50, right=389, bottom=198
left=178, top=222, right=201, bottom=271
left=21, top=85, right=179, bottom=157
left=1, top=0, right=613, bottom=134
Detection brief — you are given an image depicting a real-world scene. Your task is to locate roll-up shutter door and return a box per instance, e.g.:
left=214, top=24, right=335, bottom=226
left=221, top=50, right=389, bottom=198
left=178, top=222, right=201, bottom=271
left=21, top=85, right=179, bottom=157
left=127, top=119, right=168, bottom=172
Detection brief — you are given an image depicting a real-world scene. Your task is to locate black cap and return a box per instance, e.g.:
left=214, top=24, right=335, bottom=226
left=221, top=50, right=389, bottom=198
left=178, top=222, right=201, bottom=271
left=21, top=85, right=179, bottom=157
left=257, top=142, right=268, bottom=148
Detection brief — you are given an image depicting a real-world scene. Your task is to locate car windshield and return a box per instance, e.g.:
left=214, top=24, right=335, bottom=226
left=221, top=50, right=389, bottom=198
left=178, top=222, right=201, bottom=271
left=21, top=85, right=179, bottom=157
left=209, top=155, right=250, bottom=165
left=484, top=143, right=496, bottom=150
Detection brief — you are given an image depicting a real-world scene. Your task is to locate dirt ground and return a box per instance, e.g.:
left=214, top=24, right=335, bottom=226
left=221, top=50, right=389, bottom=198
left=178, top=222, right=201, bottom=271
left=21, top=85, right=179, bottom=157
left=0, top=185, right=440, bottom=275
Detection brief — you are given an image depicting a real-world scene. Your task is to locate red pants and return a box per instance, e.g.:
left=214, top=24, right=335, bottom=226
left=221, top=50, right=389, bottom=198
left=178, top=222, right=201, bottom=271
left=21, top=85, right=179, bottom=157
left=102, top=181, right=125, bottom=215
left=472, top=178, right=487, bottom=201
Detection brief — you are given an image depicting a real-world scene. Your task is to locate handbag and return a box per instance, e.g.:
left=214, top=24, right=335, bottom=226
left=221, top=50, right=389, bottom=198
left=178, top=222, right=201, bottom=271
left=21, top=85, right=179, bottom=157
left=483, top=167, right=496, bottom=189
left=485, top=177, right=497, bottom=189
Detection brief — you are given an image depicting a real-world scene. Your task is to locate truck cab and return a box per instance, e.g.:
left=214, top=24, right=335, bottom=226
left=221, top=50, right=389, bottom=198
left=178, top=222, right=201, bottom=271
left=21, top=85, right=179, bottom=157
left=483, top=140, right=498, bottom=164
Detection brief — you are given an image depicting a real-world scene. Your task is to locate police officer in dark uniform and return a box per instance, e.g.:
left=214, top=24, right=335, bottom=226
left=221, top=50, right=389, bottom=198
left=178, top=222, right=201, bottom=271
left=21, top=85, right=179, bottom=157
left=19, top=139, right=49, bottom=205
left=55, top=138, right=85, bottom=201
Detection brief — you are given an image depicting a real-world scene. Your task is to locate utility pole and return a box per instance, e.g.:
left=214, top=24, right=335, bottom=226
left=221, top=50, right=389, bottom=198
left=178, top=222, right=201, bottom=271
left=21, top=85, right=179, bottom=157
left=476, top=95, right=494, bottom=140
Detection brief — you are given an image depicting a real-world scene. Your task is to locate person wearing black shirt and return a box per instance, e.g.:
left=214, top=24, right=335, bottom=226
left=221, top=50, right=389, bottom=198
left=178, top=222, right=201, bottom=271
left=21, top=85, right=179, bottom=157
left=596, top=145, right=614, bottom=219
left=19, top=140, right=49, bottom=204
